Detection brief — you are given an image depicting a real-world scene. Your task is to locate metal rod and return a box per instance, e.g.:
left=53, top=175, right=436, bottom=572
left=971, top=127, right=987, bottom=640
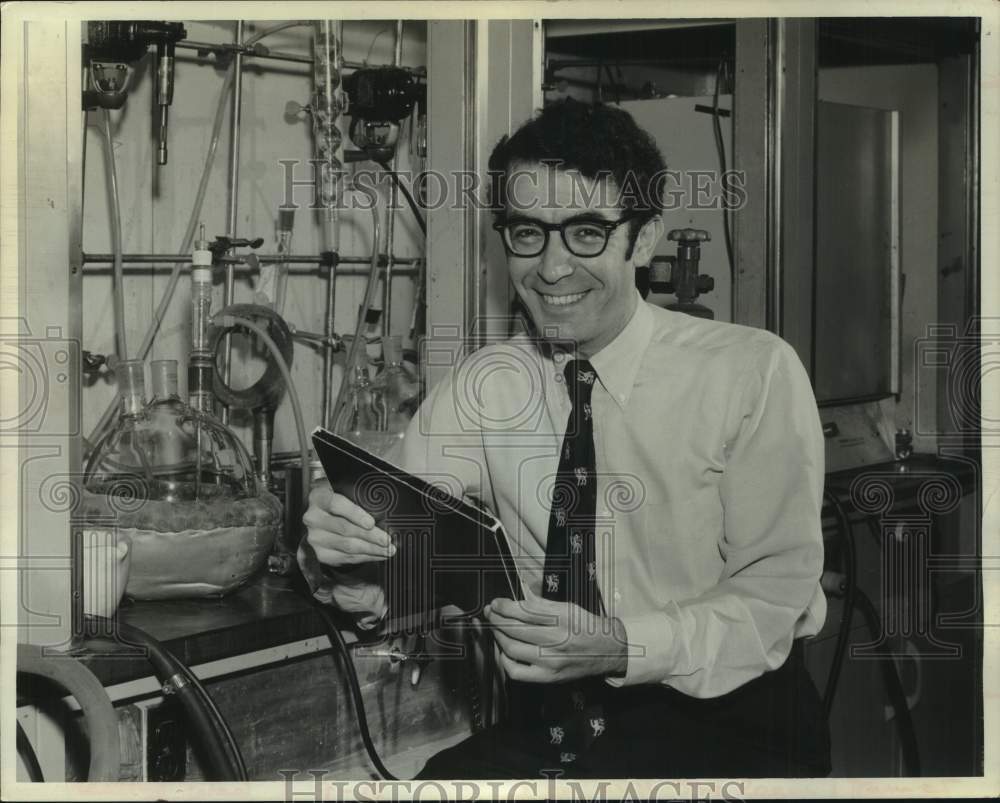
left=382, top=20, right=405, bottom=336
left=177, top=40, right=313, bottom=65
left=81, top=252, right=420, bottom=266
left=81, top=262, right=418, bottom=276
left=222, top=20, right=245, bottom=425
left=321, top=20, right=345, bottom=431
left=174, top=39, right=427, bottom=74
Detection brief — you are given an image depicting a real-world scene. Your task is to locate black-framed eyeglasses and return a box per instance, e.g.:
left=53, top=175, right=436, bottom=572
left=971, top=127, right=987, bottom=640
left=492, top=213, right=637, bottom=258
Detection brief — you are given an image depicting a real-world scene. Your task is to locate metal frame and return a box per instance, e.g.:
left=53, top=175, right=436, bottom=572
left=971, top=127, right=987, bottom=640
left=732, top=19, right=817, bottom=375
left=424, top=19, right=542, bottom=390
left=12, top=19, right=84, bottom=648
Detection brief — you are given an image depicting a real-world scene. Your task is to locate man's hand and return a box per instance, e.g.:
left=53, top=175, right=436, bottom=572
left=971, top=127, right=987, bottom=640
left=302, top=481, right=395, bottom=567
left=484, top=595, right=628, bottom=683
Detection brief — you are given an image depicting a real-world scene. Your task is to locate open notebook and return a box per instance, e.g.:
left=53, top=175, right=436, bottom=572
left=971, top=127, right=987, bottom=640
left=311, top=427, right=525, bottom=620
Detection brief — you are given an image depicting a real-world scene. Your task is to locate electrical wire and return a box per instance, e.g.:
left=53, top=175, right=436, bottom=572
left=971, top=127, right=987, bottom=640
left=852, top=590, right=922, bottom=776
left=821, top=493, right=921, bottom=775
left=712, top=58, right=736, bottom=319
left=822, top=488, right=857, bottom=718
left=376, top=160, right=427, bottom=235
left=311, top=601, right=399, bottom=780
left=16, top=720, right=44, bottom=782
left=364, top=27, right=390, bottom=65
left=101, top=108, right=128, bottom=362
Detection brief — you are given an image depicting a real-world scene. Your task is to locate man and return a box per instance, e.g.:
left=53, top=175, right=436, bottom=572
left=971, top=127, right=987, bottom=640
left=302, top=99, right=830, bottom=779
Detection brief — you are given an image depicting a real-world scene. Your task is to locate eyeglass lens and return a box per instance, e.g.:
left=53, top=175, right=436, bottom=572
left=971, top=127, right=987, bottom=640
left=505, top=220, right=611, bottom=257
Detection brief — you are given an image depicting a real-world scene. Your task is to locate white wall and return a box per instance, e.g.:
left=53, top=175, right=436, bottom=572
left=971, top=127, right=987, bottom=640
left=818, top=63, right=939, bottom=452
left=82, top=19, right=427, bottom=456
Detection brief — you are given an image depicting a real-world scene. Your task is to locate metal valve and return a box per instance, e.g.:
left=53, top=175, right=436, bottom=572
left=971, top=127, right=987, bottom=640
left=668, top=228, right=711, bottom=244
left=647, top=227, right=715, bottom=319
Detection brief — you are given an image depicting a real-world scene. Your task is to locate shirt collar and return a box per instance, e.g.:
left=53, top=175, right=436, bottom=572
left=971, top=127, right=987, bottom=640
left=551, top=290, right=654, bottom=411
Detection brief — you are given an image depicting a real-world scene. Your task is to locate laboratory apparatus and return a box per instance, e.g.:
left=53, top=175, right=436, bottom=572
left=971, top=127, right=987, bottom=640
left=372, top=334, right=421, bottom=444
left=81, top=359, right=282, bottom=600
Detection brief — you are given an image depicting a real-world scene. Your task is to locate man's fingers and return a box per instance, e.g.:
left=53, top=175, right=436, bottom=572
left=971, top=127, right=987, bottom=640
left=302, top=508, right=392, bottom=549
left=498, top=652, right=555, bottom=684
left=311, top=543, right=390, bottom=566
left=484, top=609, right=560, bottom=646
left=488, top=596, right=562, bottom=626
left=492, top=627, right=547, bottom=664
left=309, top=485, right=378, bottom=530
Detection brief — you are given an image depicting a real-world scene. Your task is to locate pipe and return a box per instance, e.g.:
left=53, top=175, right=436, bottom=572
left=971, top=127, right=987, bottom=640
left=177, top=39, right=313, bottom=65
left=315, top=20, right=345, bottom=434
left=101, top=108, right=128, bottom=361
left=16, top=643, right=121, bottom=782
left=331, top=191, right=383, bottom=430
left=82, top=253, right=420, bottom=266
left=174, top=39, right=426, bottom=73
left=381, top=21, right=406, bottom=337
left=221, top=20, right=246, bottom=426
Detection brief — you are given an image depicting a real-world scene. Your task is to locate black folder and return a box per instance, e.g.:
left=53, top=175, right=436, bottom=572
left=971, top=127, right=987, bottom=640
left=311, top=427, right=524, bottom=620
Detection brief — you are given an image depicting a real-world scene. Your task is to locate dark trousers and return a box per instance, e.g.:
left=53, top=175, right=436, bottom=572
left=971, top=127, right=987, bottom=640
left=417, top=641, right=831, bottom=780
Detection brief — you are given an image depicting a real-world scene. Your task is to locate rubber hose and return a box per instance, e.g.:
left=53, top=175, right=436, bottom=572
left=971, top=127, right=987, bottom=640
left=331, top=193, right=383, bottom=430
left=16, top=720, right=44, bottom=782
left=101, top=108, right=128, bottom=362
left=109, top=620, right=244, bottom=780
left=16, top=643, right=121, bottom=782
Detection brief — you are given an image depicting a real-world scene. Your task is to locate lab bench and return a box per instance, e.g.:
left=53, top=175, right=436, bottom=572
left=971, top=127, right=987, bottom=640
left=17, top=454, right=982, bottom=781
left=17, top=574, right=479, bottom=782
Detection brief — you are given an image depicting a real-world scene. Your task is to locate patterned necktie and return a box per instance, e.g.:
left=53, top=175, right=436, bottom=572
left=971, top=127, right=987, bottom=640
left=542, top=358, right=602, bottom=614
left=537, top=358, right=607, bottom=766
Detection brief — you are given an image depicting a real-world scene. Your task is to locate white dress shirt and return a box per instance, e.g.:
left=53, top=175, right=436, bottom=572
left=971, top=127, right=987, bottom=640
left=330, top=291, right=827, bottom=698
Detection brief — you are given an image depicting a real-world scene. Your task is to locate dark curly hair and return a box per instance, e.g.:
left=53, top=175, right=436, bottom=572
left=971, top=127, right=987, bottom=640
left=488, top=99, right=667, bottom=253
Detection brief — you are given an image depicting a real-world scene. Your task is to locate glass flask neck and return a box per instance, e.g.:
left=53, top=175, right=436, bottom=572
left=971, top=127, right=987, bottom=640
left=150, top=359, right=181, bottom=401
left=116, top=359, right=147, bottom=417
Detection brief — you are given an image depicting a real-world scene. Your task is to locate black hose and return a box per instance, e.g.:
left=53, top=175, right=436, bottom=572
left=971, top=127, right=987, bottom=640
left=376, top=160, right=427, bottom=235
left=86, top=617, right=247, bottom=781
left=309, top=601, right=399, bottom=780
left=712, top=58, right=736, bottom=316
left=174, top=658, right=249, bottom=780
left=853, top=590, right=922, bottom=776
left=822, top=489, right=857, bottom=718
left=16, top=720, right=44, bottom=782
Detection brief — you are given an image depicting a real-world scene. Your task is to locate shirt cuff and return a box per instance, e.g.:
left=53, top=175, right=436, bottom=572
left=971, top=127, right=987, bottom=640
left=604, top=608, right=678, bottom=688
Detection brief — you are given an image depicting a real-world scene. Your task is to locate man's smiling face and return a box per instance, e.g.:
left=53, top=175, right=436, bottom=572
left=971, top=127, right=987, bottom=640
left=503, top=163, right=661, bottom=357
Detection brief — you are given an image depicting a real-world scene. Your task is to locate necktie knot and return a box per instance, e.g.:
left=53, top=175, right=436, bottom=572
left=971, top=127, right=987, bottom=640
left=564, top=359, right=598, bottom=408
